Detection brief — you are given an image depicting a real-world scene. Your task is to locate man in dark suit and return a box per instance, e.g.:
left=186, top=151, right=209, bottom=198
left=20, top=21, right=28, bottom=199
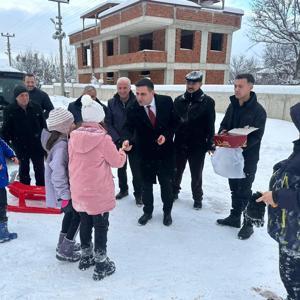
left=68, top=85, right=107, bottom=125
left=122, top=78, right=175, bottom=226
left=2, top=85, right=46, bottom=186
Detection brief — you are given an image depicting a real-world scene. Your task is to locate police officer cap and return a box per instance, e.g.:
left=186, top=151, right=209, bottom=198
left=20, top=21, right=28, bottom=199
left=185, top=71, right=203, bottom=82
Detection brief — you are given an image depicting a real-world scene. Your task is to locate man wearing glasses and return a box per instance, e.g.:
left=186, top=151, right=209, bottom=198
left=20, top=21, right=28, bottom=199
left=173, top=71, right=216, bottom=210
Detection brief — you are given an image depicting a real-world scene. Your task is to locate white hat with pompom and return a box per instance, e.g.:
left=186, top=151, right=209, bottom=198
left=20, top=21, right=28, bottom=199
left=81, top=94, right=105, bottom=123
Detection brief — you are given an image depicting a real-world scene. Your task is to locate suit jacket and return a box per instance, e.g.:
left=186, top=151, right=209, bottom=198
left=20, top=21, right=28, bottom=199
left=124, top=94, right=175, bottom=182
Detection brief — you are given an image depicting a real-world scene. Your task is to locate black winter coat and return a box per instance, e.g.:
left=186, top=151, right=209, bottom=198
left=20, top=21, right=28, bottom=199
left=68, top=95, right=107, bottom=125
left=105, top=91, right=136, bottom=145
left=29, top=87, right=54, bottom=119
left=174, top=89, right=215, bottom=151
left=124, top=94, right=175, bottom=182
left=219, top=92, right=267, bottom=173
left=1, top=101, right=46, bottom=158
left=268, top=139, right=300, bottom=254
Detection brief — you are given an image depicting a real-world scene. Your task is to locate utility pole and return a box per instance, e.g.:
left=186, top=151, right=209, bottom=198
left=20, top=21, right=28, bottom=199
left=1, top=33, right=15, bottom=66
left=49, top=0, right=69, bottom=96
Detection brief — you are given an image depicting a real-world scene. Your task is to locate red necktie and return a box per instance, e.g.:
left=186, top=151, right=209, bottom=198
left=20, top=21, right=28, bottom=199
left=146, top=105, right=156, bottom=127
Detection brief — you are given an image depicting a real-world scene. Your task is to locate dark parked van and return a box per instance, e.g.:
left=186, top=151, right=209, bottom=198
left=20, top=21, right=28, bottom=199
left=0, top=67, right=24, bottom=127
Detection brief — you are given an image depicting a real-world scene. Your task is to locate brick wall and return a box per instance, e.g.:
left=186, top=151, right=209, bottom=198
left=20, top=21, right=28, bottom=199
left=78, top=74, right=92, bottom=83
left=77, top=47, right=83, bottom=69
left=206, top=33, right=227, bottom=64
left=176, top=8, right=241, bottom=28
left=69, top=26, right=100, bottom=45
left=205, top=70, right=225, bottom=84
left=145, top=2, right=174, bottom=19
left=101, top=3, right=143, bottom=30
left=174, top=69, right=192, bottom=84
left=129, top=36, right=139, bottom=53
left=153, top=29, right=165, bottom=51
left=121, top=3, right=143, bottom=22
left=175, top=29, right=201, bottom=63
left=92, top=42, right=100, bottom=68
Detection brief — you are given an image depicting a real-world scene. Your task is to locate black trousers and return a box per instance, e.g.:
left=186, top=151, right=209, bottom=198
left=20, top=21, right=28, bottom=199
left=0, top=188, right=7, bottom=223
left=61, top=205, right=80, bottom=240
left=142, top=160, right=174, bottom=215
left=279, top=246, right=300, bottom=300
left=118, top=150, right=142, bottom=197
left=173, top=147, right=206, bottom=201
left=19, top=155, right=45, bottom=186
left=79, top=212, right=109, bottom=253
left=228, top=172, right=256, bottom=217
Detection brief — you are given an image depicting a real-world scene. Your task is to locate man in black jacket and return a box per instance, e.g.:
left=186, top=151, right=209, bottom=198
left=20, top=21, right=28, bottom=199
left=216, top=74, right=267, bottom=240
left=122, top=79, right=175, bottom=226
left=2, top=85, right=46, bottom=186
left=173, top=71, right=215, bottom=209
left=68, top=85, right=107, bottom=125
left=106, top=77, right=142, bottom=205
left=24, top=73, right=54, bottom=119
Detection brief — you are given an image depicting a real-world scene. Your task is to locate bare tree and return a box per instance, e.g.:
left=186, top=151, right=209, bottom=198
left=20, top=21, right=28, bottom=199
left=230, top=55, right=260, bottom=83
left=260, top=43, right=296, bottom=84
left=12, top=46, right=76, bottom=85
left=249, top=0, right=300, bottom=81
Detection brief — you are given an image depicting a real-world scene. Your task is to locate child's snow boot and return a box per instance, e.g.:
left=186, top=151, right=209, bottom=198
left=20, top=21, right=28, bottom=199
left=0, top=221, right=17, bottom=243
left=56, top=237, right=81, bottom=262
left=93, top=250, right=116, bottom=281
left=79, top=242, right=95, bottom=270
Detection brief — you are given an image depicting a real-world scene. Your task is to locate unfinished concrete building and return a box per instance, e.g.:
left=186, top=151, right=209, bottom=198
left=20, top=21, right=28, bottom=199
left=69, top=0, right=243, bottom=84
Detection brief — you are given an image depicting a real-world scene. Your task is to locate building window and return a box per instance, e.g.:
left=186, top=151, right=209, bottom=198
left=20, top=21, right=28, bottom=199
left=83, top=45, right=91, bottom=66
left=106, top=72, right=114, bottom=84
left=180, top=30, right=194, bottom=50
left=139, top=33, right=153, bottom=51
left=106, top=40, right=114, bottom=56
left=210, top=33, right=223, bottom=51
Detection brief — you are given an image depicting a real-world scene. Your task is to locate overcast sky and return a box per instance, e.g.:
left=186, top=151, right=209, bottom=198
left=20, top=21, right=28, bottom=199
left=0, top=0, right=263, bottom=64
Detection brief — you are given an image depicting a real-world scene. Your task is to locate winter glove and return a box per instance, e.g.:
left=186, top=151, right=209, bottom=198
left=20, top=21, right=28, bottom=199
left=59, top=199, right=73, bottom=214
left=244, top=192, right=266, bottom=227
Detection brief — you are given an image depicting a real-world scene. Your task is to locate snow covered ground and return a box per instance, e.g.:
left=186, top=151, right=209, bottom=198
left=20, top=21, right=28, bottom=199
left=0, top=96, right=298, bottom=300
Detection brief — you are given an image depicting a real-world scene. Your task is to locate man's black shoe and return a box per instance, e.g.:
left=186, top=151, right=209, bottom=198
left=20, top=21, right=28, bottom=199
left=216, top=214, right=241, bottom=228
left=193, top=200, right=202, bottom=210
left=138, top=213, right=152, bottom=225
left=115, top=190, right=128, bottom=200
left=163, top=213, right=172, bottom=226
left=238, top=222, right=254, bottom=240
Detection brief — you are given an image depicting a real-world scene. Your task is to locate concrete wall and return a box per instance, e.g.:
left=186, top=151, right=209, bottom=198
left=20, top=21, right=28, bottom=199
left=42, top=83, right=300, bottom=121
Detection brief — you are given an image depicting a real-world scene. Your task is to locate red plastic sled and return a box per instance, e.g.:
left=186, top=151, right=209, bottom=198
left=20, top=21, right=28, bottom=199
left=7, top=181, right=61, bottom=214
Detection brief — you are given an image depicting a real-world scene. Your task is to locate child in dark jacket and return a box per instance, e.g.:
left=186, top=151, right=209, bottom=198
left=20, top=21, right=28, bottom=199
left=0, top=138, right=19, bottom=243
left=257, top=103, right=300, bottom=300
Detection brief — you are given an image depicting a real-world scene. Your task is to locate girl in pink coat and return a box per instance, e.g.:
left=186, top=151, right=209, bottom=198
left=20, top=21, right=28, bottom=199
left=68, top=95, right=126, bottom=281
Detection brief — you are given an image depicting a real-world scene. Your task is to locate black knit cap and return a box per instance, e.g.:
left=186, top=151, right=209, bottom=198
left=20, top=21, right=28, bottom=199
left=290, top=102, right=300, bottom=132
left=14, top=85, right=28, bottom=98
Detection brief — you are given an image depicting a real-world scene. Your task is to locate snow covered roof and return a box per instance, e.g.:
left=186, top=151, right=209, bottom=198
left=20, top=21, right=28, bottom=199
left=98, top=0, right=201, bottom=19
left=0, top=65, right=23, bottom=73
left=80, top=0, right=121, bottom=19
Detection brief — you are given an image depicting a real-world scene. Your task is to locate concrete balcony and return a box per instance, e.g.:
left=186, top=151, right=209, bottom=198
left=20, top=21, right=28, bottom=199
left=104, top=50, right=167, bottom=70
